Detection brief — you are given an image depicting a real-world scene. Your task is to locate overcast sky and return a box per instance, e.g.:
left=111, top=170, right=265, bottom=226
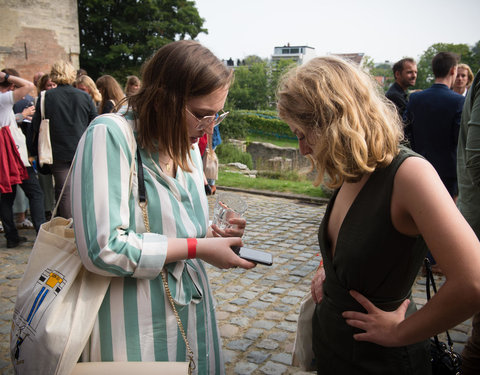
left=193, top=0, right=480, bottom=64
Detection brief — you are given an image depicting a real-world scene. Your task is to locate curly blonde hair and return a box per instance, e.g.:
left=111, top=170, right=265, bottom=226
left=277, top=56, right=403, bottom=188
left=50, top=60, right=76, bottom=85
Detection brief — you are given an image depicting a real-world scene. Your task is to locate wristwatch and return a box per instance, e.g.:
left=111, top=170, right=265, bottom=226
left=3, top=73, right=9, bottom=83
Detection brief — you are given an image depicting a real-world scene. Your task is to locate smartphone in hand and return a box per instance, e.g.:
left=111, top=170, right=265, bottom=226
left=231, top=246, right=273, bottom=266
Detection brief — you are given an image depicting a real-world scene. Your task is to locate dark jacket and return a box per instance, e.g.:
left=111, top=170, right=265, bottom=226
left=405, top=83, right=464, bottom=180
left=385, top=82, right=408, bottom=118
left=32, top=85, right=97, bottom=161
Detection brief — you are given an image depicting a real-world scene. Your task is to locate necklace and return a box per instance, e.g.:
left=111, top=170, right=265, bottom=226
left=158, top=155, right=173, bottom=172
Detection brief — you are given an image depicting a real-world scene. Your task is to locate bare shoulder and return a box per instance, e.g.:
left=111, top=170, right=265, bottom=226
left=391, top=156, right=453, bottom=236
left=394, top=156, right=443, bottom=196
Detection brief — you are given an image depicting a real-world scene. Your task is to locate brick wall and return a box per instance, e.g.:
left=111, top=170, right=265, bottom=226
left=0, top=0, right=80, bottom=82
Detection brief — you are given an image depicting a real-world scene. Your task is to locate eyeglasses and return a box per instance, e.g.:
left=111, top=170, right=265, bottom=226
left=186, top=108, right=229, bottom=130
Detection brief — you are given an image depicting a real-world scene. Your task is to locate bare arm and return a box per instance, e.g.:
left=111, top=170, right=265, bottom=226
left=0, top=72, right=35, bottom=103
left=343, top=157, right=480, bottom=346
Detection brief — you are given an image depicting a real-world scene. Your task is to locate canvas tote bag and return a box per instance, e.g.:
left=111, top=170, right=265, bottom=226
left=38, top=90, right=53, bottom=166
left=10, top=216, right=111, bottom=375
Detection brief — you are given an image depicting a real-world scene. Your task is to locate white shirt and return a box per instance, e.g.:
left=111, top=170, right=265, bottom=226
left=0, top=90, right=30, bottom=166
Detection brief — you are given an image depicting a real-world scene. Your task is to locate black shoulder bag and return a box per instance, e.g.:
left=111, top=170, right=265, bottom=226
left=424, top=258, right=462, bottom=375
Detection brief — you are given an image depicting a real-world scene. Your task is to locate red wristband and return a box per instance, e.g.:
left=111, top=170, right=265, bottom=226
left=187, top=238, right=197, bottom=259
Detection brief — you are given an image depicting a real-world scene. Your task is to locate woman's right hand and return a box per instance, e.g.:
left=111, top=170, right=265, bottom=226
left=197, top=237, right=256, bottom=270
left=311, top=265, right=326, bottom=303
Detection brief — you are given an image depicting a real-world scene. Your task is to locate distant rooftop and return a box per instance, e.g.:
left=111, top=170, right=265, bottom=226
left=331, top=52, right=365, bottom=65
left=272, top=44, right=316, bottom=65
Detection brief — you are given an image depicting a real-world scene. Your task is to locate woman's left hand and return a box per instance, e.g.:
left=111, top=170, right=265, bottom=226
left=211, top=217, right=246, bottom=238
left=342, top=290, right=410, bottom=347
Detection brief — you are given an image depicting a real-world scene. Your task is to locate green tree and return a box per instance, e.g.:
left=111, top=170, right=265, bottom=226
left=361, top=55, right=375, bottom=73
left=371, top=62, right=394, bottom=92
left=267, top=58, right=296, bottom=107
left=227, top=58, right=296, bottom=110
left=78, top=0, right=207, bottom=80
left=415, top=42, right=475, bottom=89
left=228, top=61, right=269, bottom=109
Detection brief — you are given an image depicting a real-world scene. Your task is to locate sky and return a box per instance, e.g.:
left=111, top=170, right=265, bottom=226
left=193, top=0, right=480, bottom=64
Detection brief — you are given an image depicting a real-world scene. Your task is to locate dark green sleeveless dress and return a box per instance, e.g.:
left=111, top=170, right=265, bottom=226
left=313, top=147, right=430, bottom=374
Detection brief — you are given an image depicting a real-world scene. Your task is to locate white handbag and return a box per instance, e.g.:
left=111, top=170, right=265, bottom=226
left=10, top=215, right=111, bottom=375
left=38, top=90, right=53, bottom=166
left=10, top=145, right=112, bottom=375
left=292, top=291, right=316, bottom=371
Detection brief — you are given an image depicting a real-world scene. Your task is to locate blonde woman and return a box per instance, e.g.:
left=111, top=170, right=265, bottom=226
left=96, top=75, right=125, bottom=114
left=453, top=63, right=474, bottom=96
left=75, top=75, right=102, bottom=107
left=124, top=75, right=141, bottom=96
left=31, top=60, right=97, bottom=218
left=277, top=56, right=480, bottom=374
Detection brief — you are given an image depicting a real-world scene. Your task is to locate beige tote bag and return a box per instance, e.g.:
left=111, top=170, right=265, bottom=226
left=10, top=216, right=111, bottom=375
left=38, top=90, right=53, bottom=166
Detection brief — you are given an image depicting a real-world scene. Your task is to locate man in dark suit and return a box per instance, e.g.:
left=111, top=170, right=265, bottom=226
left=405, top=52, right=465, bottom=198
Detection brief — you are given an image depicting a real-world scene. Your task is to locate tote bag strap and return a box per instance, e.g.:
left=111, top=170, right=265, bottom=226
left=424, top=258, right=454, bottom=349
left=40, top=90, right=46, bottom=120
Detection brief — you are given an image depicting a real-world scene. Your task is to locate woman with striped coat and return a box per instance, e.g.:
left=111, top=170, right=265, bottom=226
left=71, top=41, right=255, bottom=374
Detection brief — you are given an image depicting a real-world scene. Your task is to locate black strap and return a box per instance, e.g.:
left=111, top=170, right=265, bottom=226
left=136, top=148, right=147, bottom=204
left=424, top=258, right=454, bottom=348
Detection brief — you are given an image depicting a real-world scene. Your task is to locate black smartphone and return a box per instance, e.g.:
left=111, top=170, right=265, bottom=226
left=231, top=246, right=273, bottom=266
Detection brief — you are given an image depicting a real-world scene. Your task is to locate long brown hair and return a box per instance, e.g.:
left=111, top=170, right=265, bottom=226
left=96, top=75, right=125, bottom=113
left=129, top=40, right=233, bottom=172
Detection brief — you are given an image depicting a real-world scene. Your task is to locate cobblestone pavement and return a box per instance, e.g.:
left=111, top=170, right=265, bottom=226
left=0, top=191, right=473, bottom=374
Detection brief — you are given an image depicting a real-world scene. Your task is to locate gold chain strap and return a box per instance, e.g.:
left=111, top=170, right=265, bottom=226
left=139, top=198, right=195, bottom=374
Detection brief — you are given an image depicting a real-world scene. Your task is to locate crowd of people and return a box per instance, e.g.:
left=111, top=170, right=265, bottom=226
left=0, top=64, right=141, bottom=238
left=1, top=41, right=480, bottom=374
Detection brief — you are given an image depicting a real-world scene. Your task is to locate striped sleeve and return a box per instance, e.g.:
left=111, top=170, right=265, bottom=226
left=72, top=115, right=167, bottom=279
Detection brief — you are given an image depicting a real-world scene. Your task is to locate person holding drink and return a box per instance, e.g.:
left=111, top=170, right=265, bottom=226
left=71, top=41, right=254, bottom=374
left=277, top=56, right=480, bottom=374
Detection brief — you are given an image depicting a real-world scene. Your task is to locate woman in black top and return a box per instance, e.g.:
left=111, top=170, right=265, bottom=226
left=277, top=56, right=480, bottom=374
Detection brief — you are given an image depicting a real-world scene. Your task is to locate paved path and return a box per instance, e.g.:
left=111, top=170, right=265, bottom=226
left=0, top=191, right=472, bottom=374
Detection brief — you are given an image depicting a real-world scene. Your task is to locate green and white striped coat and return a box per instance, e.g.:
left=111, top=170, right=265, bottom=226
left=72, top=113, right=225, bottom=374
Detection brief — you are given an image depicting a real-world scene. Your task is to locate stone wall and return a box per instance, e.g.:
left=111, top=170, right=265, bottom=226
left=246, top=141, right=312, bottom=171
left=0, top=0, right=80, bottom=82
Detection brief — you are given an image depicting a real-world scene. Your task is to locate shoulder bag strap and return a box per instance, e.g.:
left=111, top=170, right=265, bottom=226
left=424, top=258, right=454, bottom=349
left=136, top=149, right=195, bottom=374
left=40, top=90, right=46, bottom=120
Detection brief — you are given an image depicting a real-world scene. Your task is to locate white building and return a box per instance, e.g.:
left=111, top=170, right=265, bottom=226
left=271, top=45, right=316, bottom=65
